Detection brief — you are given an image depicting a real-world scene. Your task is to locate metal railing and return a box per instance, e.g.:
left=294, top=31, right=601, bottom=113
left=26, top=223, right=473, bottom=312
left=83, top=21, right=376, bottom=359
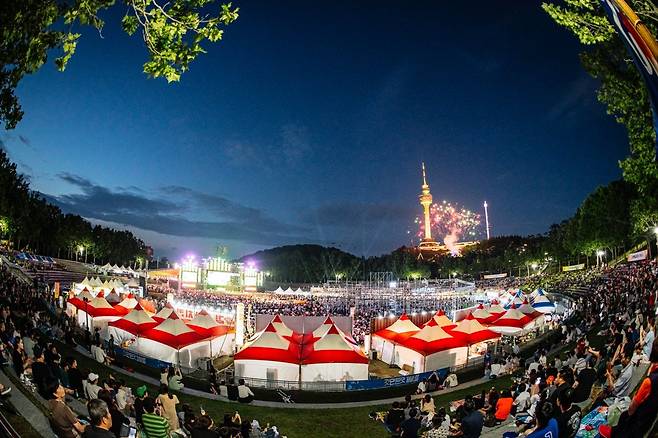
left=232, top=376, right=347, bottom=392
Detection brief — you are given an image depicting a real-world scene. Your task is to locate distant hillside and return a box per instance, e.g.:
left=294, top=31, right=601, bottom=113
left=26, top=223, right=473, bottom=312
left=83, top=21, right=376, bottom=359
left=237, top=244, right=363, bottom=283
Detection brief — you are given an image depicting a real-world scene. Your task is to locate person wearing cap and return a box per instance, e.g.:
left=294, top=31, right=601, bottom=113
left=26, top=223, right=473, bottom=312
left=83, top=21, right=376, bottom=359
left=133, top=385, right=148, bottom=426
left=47, top=381, right=86, bottom=438
left=84, top=373, right=101, bottom=400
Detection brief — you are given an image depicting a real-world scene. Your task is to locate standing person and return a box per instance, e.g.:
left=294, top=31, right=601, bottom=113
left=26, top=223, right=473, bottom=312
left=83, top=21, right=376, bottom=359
left=571, top=357, right=596, bottom=405
left=159, top=368, right=169, bottom=385
left=156, top=384, right=180, bottom=431
left=133, top=385, right=148, bottom=426
left=237, top=379, right=254, bottom=403
left=47, top=382, right=86, bottom=438
left=82, top=399, right=114, bottom=438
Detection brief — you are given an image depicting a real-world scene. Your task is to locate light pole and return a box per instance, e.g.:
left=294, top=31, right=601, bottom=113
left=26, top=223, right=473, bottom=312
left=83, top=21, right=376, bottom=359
left=483, top=201, right=490, bottom=240
left=596, top=250, right=605, bottom=268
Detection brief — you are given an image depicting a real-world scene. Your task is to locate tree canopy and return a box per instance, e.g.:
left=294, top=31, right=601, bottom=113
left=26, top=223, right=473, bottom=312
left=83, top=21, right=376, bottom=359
left=1, top=0, right=238, bottom=129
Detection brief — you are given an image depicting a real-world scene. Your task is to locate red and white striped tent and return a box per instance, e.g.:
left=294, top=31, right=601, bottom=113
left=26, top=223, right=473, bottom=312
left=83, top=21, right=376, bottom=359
left=152, top=302, right=175, bottom=322
left=68, top=287, right=95, bottom=309
left=137, top=311, right=211, bottom=367
left=115, top=294, right=139, bottom=315
left=301, top=324, right=368, bottom=381
left=486, top=300, right=506, bottom=318
left=396, top=318, right=469, bottom=372
left=187, top=309, right=235, bottom=357
left=470, top=303, right=497, bottom=324
left=106, top=303, right=158, bottom=344
left=234, top=322, right=302, bottom=381
left=105, top=288, right=121, bottom=304
left=489, top=304, right=534, bottom=335
left=426, top=309, right=457, bottom=330
left=451, top=314, right=500, bottom=344
left=371, top=313, right=420, bottom=364
left=518, top=299, right=543, bottom=320
left=75, top=294, right=121, bottom=338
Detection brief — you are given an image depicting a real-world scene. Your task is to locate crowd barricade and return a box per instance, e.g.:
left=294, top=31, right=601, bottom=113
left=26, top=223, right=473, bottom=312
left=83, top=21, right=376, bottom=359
left=232, top=376, right=347, bottom=392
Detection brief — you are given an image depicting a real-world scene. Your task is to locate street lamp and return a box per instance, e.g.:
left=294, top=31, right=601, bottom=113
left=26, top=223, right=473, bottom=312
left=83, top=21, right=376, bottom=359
left=596, top=250, right=605, bottom=268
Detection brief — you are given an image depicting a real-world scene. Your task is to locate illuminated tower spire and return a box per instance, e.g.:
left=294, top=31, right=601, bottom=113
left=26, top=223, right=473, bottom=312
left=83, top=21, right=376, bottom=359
left=419, top=163, right=433, bottom=241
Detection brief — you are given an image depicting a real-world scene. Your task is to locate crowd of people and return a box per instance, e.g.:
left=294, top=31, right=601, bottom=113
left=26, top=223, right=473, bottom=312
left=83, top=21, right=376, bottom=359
left=374, top=259, right=658, bottom=437
left=0, top=263, right=285, bottom=438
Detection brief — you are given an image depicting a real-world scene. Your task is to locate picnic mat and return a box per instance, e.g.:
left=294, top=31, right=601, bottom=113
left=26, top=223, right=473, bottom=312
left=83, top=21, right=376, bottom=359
left=575, top=406, right=608, bottom=438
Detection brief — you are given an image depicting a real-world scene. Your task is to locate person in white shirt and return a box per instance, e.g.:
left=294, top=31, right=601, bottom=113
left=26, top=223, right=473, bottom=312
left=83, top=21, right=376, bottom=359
left=115, top=380, right=133, bottom=414
left=219, top=381, right=229, bottom=398
left=84, top=373, right=101, bottom=400
left=91, top=342, right=110, bottom=365
left=513, top=384, right=530, bottom=413
left=642, top=319, right=655, bottom=359
left=237, top=379, right=254, bottom=403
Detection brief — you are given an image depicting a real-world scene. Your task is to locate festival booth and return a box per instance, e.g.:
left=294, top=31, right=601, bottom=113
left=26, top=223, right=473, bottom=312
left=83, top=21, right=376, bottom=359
left=152, top=303, right=175, bottom=322
left=107, top=303, right=158, bottom=345
left=301, top=324, right=369, bottom=381
left=136, top=311, right=214, bottom=368
left=234, top=322, right=302, bottom=382
left=371, top=313, right=420, bottom=364
left=450, top=314, right=500, bottom=361
left=531, top=290, right=556, bottom=314
left=394, top=319, right=468, bottom=373
left=487, top=299, right=506, bottom=319
left=115, top=294, right=139, bottom=315
left=488, top=304, right=534, bottom=335
left=426, top=310, right=457, bottom=330
left=105, top=289, right=121, bottom=304
left=470, top=303, right=498, bottom=324
left=187, top=310, right=234, bottom=357
left=76, top=294, right=121, bottom=337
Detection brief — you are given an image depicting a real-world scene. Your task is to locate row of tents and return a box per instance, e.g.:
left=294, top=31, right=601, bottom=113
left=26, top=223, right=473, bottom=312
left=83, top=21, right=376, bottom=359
left=99, top=264, right=140, bottom=275
left=271, top=287, right=307, bottom=295
left=234, top=315, right=369, bottom=382
left=371, top=291, right=556, bottom=373
left=67, top=288, right=233, bottom=368
left=77, top=277, right=141, bottom=293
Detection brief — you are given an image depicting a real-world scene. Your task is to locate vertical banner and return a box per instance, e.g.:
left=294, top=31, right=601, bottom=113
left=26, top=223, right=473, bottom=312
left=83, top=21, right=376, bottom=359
left=53, top=282, right=60, bottom=299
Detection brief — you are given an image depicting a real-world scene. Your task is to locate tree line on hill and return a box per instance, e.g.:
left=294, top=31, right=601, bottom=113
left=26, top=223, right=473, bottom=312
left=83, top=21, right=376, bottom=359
left=0, top=148, right=147, bottom=265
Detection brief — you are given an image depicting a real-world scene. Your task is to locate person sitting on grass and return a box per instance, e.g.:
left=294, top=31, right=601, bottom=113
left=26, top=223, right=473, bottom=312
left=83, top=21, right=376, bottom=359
left=142, top=397, right=170, bottom=438
left=81, top=399, right=113, bottom=438
left=400, top=407, right=422, bottom=438
left=190, top=414, right=218, bottom=438
left=167, top=366, right=184, bottom=391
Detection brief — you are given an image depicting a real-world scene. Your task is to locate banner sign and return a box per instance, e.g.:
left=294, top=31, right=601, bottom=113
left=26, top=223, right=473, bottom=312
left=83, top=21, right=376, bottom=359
left=114, top=346, right=171, bottom=370
left=627, top=250, right=648, bottom=262
left=53, top=282, right=60, bottom=299
left=483, top=273, right=508, bottom=279
left=345, top=368, right=448, bottom=391
left=562, top=264, right=585, bottom=272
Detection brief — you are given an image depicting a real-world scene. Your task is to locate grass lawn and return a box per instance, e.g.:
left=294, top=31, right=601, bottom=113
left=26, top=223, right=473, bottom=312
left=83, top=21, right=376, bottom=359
left=57, top=342, right=514, bottom=438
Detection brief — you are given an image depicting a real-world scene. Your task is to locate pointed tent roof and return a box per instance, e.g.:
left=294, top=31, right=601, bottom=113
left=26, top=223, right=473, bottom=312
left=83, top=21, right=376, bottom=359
left=402, top=318, right=466, bottom=354
left=115, top=294, right=138, bottom=315
left=451, top=314, right=500, bottom=344
left=127, top=278, right=140, bottom=288
left=105, top=288, right=121, bottom=304
left=188, top=309, right=230, bottom=338
left=138, top=299, right=156, bottom=314
left=108, top=303, right=157, bottom=335
left=141, top=311, right=204, bottom=349
left=153, top=302, right=175, bottom=322
left=427, top=309, right=456, bottom=330
left=85, top=296, right=120, bottom=317
left=284, top=287, right=294, bottom=294
left=102, top=263, right=112, bottom=270
left=294, top=287, right=304, bottom=294
left=518, top=300, right=542, bottom=318
left=302, top=324, right=368, bottom=364
left=531, top=293, right=555, bottom=313
left=234, top=322, right=302, bottom=364
left=273, top=287, right=284, bottom=294
left=489, top=304, right=533, bottom=334
left=487, top=300, right=506, bottom=316
left=373, top=313, right=420, bottom=343
left=471, top=303, right=496, bottom=324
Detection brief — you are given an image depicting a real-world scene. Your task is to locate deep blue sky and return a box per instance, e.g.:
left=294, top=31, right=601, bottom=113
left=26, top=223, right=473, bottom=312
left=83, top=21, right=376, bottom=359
left=2, top=0, right=629, bottom=260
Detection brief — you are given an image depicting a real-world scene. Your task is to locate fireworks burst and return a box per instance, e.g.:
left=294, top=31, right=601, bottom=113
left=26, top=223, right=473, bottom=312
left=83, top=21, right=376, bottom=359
left=414, top=200, right=482, bottom=243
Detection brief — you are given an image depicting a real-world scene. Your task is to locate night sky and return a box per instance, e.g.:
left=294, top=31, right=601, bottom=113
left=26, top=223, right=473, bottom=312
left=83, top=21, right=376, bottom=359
left=1, top=0, right=629, bottom=260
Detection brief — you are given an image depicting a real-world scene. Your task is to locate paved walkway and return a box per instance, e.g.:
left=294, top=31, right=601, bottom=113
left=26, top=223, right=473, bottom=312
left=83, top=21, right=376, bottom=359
left=0, top=369, right=56, bottom=437
left=74, top=345, right=496, bottom=409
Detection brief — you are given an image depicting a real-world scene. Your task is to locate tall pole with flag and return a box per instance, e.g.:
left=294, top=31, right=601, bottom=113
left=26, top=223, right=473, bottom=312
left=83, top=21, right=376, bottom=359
left=600, top=0, right=658, bottom=150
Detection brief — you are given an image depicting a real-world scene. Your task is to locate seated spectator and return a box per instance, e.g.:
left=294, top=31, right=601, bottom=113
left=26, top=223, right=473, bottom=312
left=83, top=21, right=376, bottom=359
left=66, top=358, right=84, bottom=398
left=416, top=378, right=428, bottom=394
left=571, top=357, right=596, bottom=405
left=142, top=397, right=170, bottom=438
left=133, top=385, right=148, bottom=426
left=47, top=381, right=86, bottom=438
left=31, top=349, right=55, bottom=397
left=237, top=379, right=254, bottom=403
left=494, top=389, right=513, bottom=422
left=513, top=383, right=530, bottom=413
left=84, top=373, right=101, bottom=400
left=556, top=389, right=581, bottom=438
left=156, top=384, right=180, bottom=431
left=82, top=399, right=113, bottom=438
left=218, top=380, right=228, bottom=398
left=524, top=401, right=558, bottom=438
left=191, top=414, right=218, bottom=438
left=400, top=407, right=422, bottom=438
left=114, top=380, right=133, bottom=415
left=167, top=367, right=184, bottom=391
left=451, top=398, right=482, bottom=438
left=97, top=389, right=129, bottom=438
left=384, top=401, right=404, bottom=434
left=420, top=394, right=435, bottom=415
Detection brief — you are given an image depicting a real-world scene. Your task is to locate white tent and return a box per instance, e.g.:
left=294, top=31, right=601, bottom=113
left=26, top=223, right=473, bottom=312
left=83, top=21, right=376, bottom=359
left=234, top=322, right=301, bottom=381
left=301, top=324, right=368, bottom=381
left=371, top=313, right=420, bottom=364
left=294, top=287, right=304, bottom=294
left=273, top=287, right=284, bottom=294
left=284, top=287, right=294, bottom=294
left=107, top=303, right=157, bottom=344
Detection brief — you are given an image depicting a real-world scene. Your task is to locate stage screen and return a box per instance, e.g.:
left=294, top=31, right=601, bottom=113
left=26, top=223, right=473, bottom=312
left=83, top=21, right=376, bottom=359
left=207, top=271, right=233, bottom=286
left=181, top=271, right=197, bottom=284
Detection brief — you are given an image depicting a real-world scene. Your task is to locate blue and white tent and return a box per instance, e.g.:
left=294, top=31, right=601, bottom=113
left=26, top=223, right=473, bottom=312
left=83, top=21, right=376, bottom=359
left=531, top=289, right=555, bottom=314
